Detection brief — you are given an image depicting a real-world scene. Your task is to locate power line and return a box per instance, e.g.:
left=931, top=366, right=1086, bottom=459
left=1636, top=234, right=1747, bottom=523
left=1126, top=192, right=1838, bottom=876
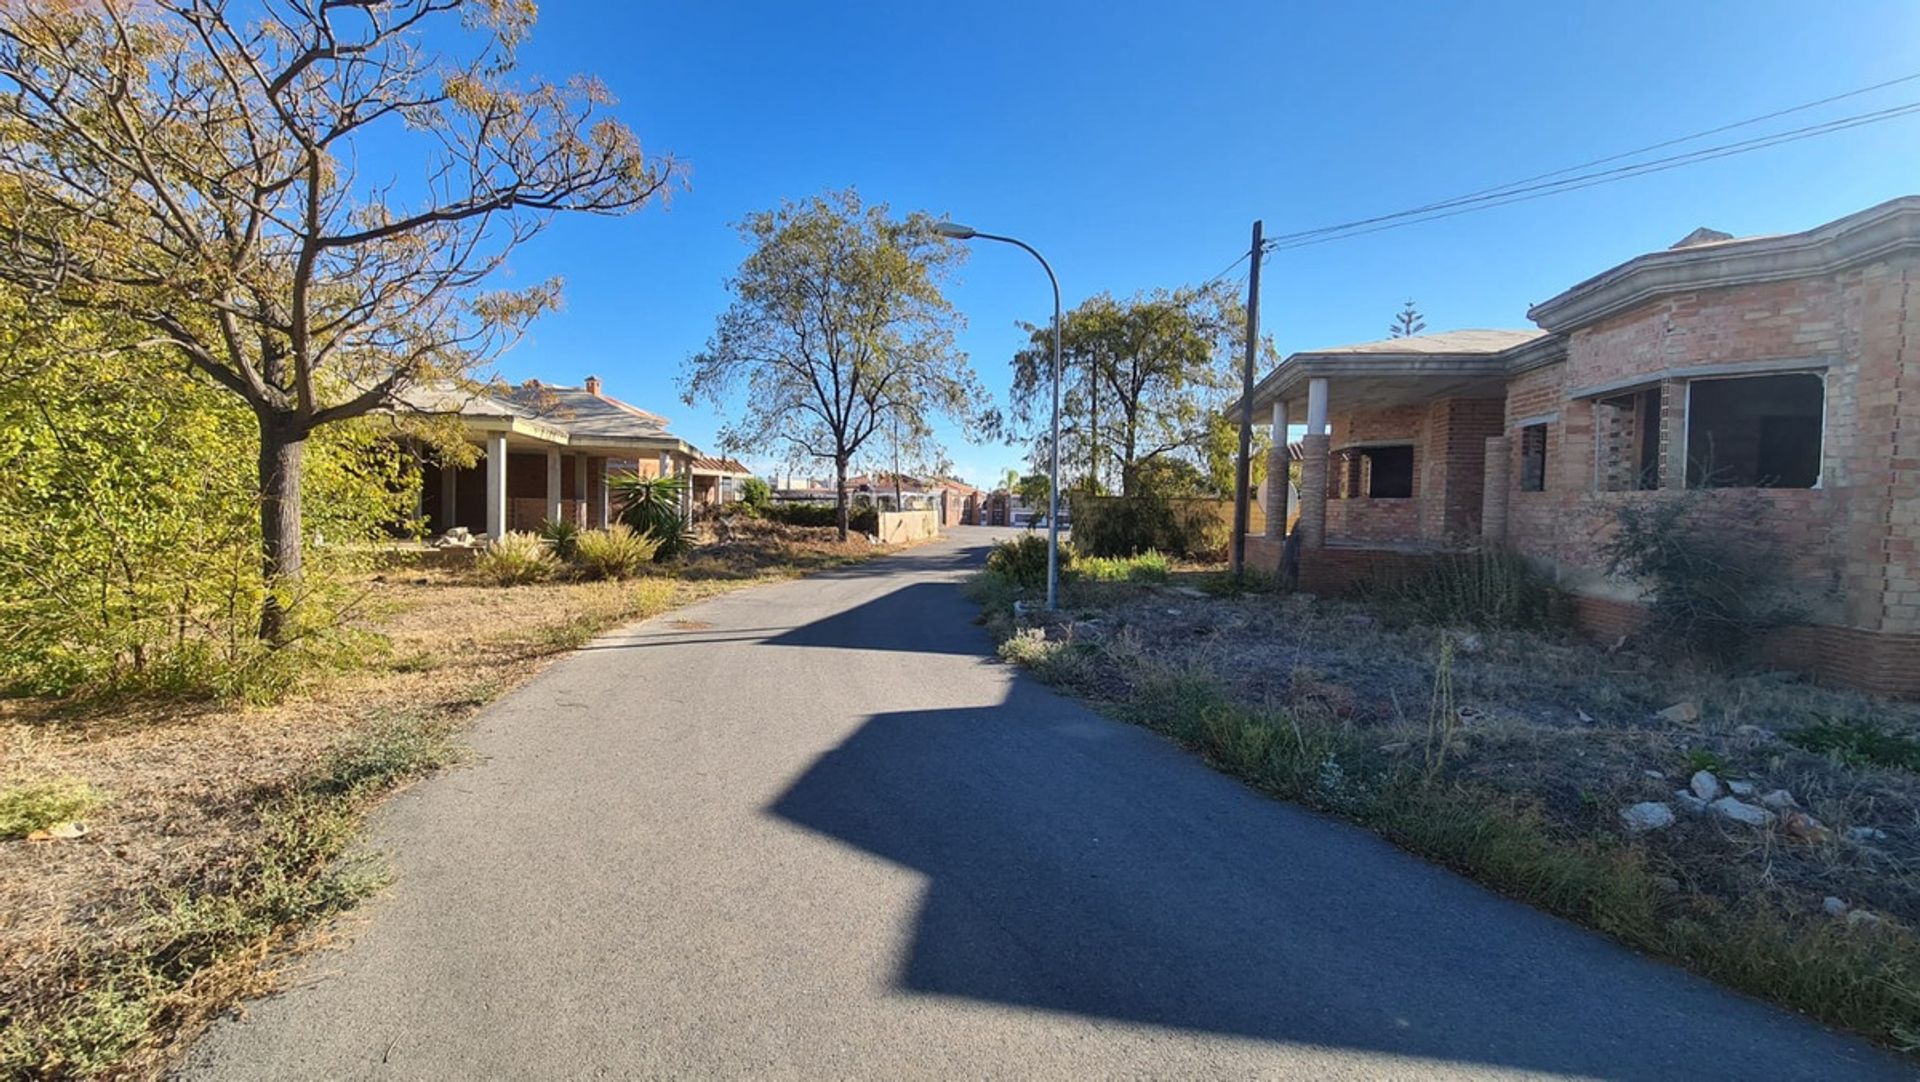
left=1314, top=69, right=1920, bottom=237
left=1265, top=98, right=1920, bottom=253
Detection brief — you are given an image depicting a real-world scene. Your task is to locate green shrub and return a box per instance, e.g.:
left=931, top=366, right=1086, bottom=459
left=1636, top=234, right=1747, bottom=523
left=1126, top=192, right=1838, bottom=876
left=1070, top=494, right=1228, bottom=560
left=1601, top=493, right=1796, bottom=658
left=0, top=778, right=105, bottom=838
left=1785, top=719, right=1920, bottom=772
left=473, top=531, right=558, bottom=585
left=538, top=518, right=581, bottom=561
left=1386, top=550, right=1566, bottom=630
left=573, top=524, right=663, bottom=581
left=610, top=472, right=696, bottom=559
left=764, top=500, right=879, bottom=534
left=738, top=476, right=771, bottom=511
left=1076, top=549, right=1172, bottom=583
left=985, top=533, right=1072, bottom=590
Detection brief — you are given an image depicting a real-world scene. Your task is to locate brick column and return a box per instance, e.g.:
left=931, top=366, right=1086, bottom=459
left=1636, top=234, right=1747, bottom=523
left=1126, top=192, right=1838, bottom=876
left=1481, top=434, right=1510, bottom=545
left=1265, top=446, right=1290, bottom=538
left=1297, top=433, right=1331, bottom=548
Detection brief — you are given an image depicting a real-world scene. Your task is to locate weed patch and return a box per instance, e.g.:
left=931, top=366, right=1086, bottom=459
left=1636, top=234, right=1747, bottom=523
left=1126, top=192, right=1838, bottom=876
left=0, top=779, right=105, bottom=839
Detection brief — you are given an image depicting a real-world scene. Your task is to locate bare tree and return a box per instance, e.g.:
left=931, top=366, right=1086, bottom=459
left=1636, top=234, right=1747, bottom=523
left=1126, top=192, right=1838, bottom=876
left=683, top=189, right=991, bottom=540
left=0, top=0, right=680, bottom=638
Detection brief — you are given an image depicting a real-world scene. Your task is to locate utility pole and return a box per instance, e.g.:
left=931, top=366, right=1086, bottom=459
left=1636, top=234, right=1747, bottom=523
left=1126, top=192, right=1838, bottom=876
left=892, top=412, right=904, bottom=512
left=1231, top=219, right=1263, bottom=580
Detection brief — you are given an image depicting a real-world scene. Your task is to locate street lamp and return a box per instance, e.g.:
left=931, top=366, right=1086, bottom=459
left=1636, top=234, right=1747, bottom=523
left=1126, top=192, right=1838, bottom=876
left=935, top=219, right=1063, bottom=612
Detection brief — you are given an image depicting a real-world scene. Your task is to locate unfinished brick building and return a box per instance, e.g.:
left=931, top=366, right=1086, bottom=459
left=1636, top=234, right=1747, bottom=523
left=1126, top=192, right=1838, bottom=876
left=1241, top=195, right=1920, bottom=696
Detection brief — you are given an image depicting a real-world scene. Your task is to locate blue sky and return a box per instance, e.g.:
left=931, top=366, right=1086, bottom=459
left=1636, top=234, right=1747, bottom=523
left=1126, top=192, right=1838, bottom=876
left=485, top=0, right=1920, bottom=488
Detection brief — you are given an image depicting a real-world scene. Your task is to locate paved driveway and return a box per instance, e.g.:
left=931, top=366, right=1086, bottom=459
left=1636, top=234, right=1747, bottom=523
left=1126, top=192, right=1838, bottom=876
left=183, top=527, right=1906, bottom=1080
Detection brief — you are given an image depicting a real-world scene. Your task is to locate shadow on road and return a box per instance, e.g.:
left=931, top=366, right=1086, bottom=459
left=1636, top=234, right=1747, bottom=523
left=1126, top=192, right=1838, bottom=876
left=763, top=635, right=1894, bottom=1079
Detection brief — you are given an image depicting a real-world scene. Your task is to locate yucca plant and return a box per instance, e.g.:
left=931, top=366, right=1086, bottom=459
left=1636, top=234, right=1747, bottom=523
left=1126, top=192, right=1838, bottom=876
left=474, top=531, right=559, bottom=586
left=610, top=472, right=695, bottom=560
left=573, top=524, right=663, bottom=580
left=538, top=518, right=582, bottom=561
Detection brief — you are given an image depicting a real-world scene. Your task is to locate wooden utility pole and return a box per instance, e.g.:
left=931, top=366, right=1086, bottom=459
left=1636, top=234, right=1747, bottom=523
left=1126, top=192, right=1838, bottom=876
left=1231, top=220, right=1264, bottom=579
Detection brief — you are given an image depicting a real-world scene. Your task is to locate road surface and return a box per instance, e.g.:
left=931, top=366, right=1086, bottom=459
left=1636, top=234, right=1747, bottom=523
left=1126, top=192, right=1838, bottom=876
left=183, top=527, right=1905, bottom=1080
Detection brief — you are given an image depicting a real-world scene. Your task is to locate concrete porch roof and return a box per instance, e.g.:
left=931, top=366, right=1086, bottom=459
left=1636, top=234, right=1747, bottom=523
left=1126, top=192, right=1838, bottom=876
left=397, top=381, right=696, bottom=457
left=1233, top=329, right=1563, bottom=419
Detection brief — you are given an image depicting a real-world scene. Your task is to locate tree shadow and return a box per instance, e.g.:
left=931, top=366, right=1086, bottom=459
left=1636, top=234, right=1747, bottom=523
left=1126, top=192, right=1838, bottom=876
left=766, top=681, right=1900, bottom=1080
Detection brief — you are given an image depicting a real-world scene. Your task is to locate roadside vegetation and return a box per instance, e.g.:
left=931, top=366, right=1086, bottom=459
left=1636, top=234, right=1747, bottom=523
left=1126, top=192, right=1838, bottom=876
left=972, top=536, right=1920, bottom=1051
left=1, top=518, right=911, bottom=1078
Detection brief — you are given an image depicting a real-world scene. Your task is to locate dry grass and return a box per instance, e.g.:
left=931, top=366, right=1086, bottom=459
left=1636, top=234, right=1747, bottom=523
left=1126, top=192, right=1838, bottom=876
left=980, top=561, right=1920, bottom=1051
left=0, top=524, right=903, bottom=1078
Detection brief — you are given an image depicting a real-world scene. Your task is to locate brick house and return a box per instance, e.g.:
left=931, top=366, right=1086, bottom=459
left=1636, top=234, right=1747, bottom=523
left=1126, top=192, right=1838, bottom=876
left=1241, top=195, right=1920, bottom=696
left=408, top=375, right=698, bottom=539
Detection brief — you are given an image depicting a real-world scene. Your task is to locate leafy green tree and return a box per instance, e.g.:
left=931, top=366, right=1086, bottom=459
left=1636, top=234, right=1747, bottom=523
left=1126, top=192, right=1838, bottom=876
left=0, top=1, right=679, bottom=639
left=1009, top=283, right=1261, bottom=496
left=682, top=189, right=991, bottom=540
left=1014, top=472, right=1051, bottom=513
left=0, top=289, right=414, bottom=697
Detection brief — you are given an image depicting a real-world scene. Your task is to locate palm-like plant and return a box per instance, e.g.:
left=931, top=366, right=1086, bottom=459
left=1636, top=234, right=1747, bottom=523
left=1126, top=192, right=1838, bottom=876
left=609, top=472, right=695, bottom=560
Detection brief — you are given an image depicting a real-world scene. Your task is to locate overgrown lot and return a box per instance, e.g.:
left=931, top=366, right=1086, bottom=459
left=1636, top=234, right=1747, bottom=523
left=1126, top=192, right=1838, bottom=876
left=0, top=522, right=900, bottom=1079
left=972, top=547, right=1920, bottom=1052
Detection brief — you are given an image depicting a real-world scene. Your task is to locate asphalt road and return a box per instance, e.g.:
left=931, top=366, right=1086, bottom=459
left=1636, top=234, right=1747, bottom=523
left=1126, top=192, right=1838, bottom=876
left=183, top=527, right=1908, bottom=1080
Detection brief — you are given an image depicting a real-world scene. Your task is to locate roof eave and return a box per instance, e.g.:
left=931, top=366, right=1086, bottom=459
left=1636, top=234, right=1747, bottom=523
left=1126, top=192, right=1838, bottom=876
left=1527, top=195, right=1920, bottom=333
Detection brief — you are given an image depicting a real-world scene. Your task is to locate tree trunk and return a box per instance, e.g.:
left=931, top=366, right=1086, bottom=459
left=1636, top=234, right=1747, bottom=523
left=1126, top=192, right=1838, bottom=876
left=257, top=416, right=306, bottom=642
left=834, top=453, right=850, bottom=542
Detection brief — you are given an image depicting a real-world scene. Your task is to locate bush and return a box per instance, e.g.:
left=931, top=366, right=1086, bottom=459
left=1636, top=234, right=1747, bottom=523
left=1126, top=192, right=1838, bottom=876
left=764, top=501, right=879, bottom=535
left=985, top=533, right=1073, bottom=590
left=573, top=524, right=663, bottom=581
left=538, top=518, right=581, bottom=561
left=1070, top=493, right=1228, bottom=560
left=1076, top=549, right=1172, bottom=583
left=473, top=532, right=558, bottom=585
left=610, top=472, right=696, bottom=560
left=0, top=778, right=105, bottom=838
left=738, top=476, right=771, bottom=511
left=1601, top=493, right=1796, bottom=658
left=1386, top=550, right=1566, bottom=630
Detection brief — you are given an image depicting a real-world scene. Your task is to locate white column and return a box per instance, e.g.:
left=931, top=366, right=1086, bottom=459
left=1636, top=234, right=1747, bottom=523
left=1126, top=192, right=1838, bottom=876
left=1306, top=377, right=1330, bottom=435
left=545, top=446, right=563, bottom=525
left=485, top=433, right=508, bottom=539
left=439, top=463, right=457, bottom=534
left=574, top=453, right=589, bottom=526
left=594, top=457, right=611, bottom=527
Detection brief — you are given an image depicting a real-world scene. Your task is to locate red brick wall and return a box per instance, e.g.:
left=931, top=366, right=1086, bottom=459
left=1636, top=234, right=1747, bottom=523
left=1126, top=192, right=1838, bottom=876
left=1296, top=546, right=1445, bottom=597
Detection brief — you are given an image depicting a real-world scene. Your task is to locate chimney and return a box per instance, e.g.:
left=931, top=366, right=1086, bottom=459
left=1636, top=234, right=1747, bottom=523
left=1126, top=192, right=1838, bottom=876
left=584, top=375, right=602, bottom=396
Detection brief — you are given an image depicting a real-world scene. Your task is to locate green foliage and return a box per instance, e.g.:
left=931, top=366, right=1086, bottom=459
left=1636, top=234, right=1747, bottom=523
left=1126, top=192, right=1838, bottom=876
left=764, top=501, right=878, bottom=535
left=538, top=518, right=582, bottom=561
left=737, top=475, right=772, bottom=510
left=1014, top=472, right=1051, bottom=513
left=473, top=532, right=559, bottom=586
left=1786, top=719, right=1920, bottom=773
left=0, top=295, right=418, bottom=699
left=1075, top=550, right=1172, bottom=583
left=1602, top=494, right=1794, bottom=659
left=985, top=533, right=1072, bottom=590
left=573, top=524, right=663, bottom=581
left=611, top=472, right=695, bottom=559
left=1684, top=747, right=1728, bottom=775
left=1069, top=489, right=1230, bottom=560
left=1385, top=551, right=1567, bottom=630
left=0, top=778, right=105, bottom=838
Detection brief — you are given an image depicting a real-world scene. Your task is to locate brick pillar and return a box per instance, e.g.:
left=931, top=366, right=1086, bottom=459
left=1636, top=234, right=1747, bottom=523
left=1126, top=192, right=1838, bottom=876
left=1265, top=446, right=1290, bottom=538
left=1297, top=433, right=1331, bottom=548
left=1481, top=435, right=1510, bottom=545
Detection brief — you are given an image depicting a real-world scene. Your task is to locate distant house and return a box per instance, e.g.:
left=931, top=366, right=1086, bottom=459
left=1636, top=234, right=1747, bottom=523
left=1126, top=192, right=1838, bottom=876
left=403, top=375, right=697, bottom=539
left=688, top=455, right=755, bottom=505
left=1237, top=195, right=1920, bottom=697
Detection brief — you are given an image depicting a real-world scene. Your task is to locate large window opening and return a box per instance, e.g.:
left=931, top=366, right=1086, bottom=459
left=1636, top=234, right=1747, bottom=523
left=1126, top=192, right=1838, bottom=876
left=1595, top=388, right=1662, bottom=491
left=1519, top=424, right=1547, bottom=492
left=1685, top=372, right=1824, bottom=489
left=1362, top=444, right=1415, bottom=499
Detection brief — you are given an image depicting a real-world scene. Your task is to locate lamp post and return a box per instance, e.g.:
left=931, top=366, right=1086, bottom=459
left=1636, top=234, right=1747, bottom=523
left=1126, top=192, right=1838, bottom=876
left=935, top=220, right=1063, bottom=612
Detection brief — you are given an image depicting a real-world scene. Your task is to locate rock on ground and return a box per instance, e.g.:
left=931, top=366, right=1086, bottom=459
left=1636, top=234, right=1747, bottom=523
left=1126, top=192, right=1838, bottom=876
left=1620, top=802, right=1676, bottom=833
